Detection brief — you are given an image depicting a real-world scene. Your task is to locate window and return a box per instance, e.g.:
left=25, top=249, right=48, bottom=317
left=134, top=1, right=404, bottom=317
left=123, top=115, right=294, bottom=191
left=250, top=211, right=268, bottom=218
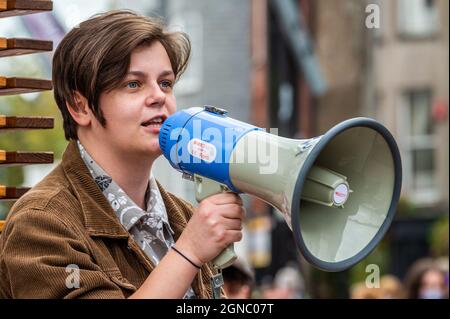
left=400, top=89, right=438, bottom=204
left=397, top=0, right=439, bottom=37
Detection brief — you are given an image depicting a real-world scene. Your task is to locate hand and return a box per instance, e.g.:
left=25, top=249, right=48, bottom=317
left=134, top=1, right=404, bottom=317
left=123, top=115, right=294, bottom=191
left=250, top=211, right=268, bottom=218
left=176, top=193, right=245, bottom=266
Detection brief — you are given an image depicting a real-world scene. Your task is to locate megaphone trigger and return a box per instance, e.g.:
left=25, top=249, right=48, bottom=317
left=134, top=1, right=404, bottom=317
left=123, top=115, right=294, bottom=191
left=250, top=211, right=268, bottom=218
left=193, top=174, right=233, bottom=203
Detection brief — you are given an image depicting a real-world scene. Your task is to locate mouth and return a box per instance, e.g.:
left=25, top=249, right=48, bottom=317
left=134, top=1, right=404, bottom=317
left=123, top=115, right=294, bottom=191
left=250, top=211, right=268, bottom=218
left=141, top=114, right=167, bottom=130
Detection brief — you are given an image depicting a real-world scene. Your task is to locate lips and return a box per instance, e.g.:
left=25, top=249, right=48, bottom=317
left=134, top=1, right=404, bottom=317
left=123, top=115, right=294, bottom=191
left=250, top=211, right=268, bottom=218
left=141, top=114, right=167, bottom=127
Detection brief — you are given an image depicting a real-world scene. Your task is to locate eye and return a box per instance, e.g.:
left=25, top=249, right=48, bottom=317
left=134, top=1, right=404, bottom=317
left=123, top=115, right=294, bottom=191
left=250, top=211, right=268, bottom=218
left=160, top=80, right=173, bottom=90
left=126, top=81, right=140, bottom=89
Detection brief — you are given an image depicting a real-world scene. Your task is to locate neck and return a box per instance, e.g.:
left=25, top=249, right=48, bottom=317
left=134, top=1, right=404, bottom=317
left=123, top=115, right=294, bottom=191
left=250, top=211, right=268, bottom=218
left=78, top=136, right=154, bottom=210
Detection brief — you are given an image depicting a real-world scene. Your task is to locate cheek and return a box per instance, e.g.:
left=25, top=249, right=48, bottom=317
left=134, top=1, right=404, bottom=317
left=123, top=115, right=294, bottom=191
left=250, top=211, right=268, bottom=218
left=101, top=100, right=141, bottom=129
left=103, top=111, right=135, bottom=133
left=166, top=95, right=177, bottom=115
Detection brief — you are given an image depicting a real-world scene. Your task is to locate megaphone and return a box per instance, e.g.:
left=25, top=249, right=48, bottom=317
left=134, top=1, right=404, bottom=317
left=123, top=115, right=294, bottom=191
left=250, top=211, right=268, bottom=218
left=159, top=106, right=402, bottom=273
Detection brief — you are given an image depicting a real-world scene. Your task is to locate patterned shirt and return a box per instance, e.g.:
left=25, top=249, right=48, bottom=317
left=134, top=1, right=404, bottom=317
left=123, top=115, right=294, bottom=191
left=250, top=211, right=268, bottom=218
left=77, top=141, right=196, bottom=298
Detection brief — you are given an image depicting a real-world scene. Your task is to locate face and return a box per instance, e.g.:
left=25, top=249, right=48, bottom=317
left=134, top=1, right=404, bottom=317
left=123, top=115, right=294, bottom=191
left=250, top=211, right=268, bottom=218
left=89, top=41, right=176, bottom=161
left=419, top=269, right=446, bottom=299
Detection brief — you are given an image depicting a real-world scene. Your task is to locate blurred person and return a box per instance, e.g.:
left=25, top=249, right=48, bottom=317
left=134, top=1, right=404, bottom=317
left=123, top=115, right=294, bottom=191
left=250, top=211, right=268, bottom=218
left=435, top=256, right=449, bottom=297
left=350, top=275, right=404, bottom=299
left=222, top=258, right=254, bottom=299
left=0, top=10, right=245, bottom=299
left=263, top=264, right=306, bottom=299
left=379, top=275, right=405, bottom=299
left=404, top=258, right=448, bottom=299
left=350, top=282, right=382, bottom=299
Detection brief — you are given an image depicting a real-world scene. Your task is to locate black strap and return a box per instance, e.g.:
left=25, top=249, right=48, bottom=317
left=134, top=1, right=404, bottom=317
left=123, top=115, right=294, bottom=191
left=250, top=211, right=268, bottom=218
left=171, top=245, right=201, bottom=269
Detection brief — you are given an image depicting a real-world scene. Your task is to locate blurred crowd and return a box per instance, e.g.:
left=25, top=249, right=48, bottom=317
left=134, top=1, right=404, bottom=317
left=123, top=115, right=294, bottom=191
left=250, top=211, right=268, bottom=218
left=222, top=256, right=449, bottom=299
left=350, top=257, right=449, bottom=299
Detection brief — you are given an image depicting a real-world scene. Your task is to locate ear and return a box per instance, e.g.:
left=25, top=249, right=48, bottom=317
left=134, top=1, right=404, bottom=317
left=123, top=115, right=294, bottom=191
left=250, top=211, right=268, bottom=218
left=66, top=92, right=93, bottom=127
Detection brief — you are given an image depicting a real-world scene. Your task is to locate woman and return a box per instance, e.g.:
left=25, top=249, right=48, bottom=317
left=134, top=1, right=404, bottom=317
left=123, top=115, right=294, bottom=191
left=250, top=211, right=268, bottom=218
left=0, top=10, right=244, bottom=299
left=404, top=258, right=447, bottom=299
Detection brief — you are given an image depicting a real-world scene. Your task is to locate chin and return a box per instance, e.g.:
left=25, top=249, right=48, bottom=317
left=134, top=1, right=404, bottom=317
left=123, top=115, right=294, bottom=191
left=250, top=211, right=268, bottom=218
left=138, top=135, right=161, bottom=153
left=143, top=143, right=163, bottom=158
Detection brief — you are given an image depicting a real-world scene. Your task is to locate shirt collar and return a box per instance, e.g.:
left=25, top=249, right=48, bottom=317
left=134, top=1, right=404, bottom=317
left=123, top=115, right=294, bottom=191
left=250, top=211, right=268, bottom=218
left=76, top=140, right=174, bottom=234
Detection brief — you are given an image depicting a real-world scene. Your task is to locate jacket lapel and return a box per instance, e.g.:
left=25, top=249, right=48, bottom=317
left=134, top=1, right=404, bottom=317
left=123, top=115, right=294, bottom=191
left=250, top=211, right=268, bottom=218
left=61, top=140, right=155, bottom=272
left=61, top=140, right=129, bottom=238
left=60, top=140, right=214, bottom=297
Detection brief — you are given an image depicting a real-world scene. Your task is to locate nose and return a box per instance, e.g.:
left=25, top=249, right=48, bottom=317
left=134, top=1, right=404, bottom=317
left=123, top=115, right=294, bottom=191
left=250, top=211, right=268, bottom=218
left=145, top=83, right=166, bottom=108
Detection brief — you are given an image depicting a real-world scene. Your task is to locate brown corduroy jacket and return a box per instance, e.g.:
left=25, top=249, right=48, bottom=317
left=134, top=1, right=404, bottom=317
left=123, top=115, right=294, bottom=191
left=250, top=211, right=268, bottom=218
left=0, top=140, right=221, bottom=299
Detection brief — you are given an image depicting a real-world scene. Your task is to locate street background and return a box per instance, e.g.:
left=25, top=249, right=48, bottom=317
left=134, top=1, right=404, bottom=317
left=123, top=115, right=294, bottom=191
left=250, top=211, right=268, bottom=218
left=0, top=0, right=448, bottom=299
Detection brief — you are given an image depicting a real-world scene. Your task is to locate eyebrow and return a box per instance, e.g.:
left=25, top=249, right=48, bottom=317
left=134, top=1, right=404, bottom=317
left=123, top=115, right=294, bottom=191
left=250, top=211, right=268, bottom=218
left=126, top=70, right=175, bottom=78
left=159, top=70, right=175, bottom=78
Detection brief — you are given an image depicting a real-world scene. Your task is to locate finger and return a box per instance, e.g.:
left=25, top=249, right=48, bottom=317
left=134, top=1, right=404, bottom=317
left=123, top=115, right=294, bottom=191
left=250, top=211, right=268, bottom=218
left=207, top=193, right=243, bottom=206
left=214, top=204, right=246, bottom=220
left=225, top=230, right=243, bottom=244
left=217, top=216, right=242, bottom=231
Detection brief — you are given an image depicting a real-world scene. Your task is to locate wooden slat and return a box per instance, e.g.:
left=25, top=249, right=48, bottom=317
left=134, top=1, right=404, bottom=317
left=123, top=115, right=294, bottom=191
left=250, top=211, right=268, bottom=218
left=0, top=0, right=52, bottom=18
left=0, top=116, right=54, bottom=131
left=0, top=150, right=53, bottom=166
left=0, top=76, right=52, bottom=96
left=0, top=185, right=30, bottom=200
left=0, top=38, right=53, bottom=58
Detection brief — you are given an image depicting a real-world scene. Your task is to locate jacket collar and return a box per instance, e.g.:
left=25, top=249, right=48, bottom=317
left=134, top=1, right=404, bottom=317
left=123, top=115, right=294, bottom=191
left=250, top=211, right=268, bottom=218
left=61, top=140, right=133, bottom=238
left=61, top=140, right=188, bottom=241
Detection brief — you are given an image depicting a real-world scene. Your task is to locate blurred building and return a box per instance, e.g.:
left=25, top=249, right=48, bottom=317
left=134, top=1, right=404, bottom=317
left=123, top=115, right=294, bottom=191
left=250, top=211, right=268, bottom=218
left=314, top=0, right=372, bottom=129
left=370, top=0, right=449, bottom=280
left=373, top=0, right=449, bottom=210
left=313, top=0, right=449, bottom=212
left=153, top=0, right=253, bottom=203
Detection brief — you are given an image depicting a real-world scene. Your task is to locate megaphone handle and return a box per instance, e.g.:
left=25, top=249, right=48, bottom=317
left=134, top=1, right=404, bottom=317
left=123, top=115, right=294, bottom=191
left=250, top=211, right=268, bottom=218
left=194, top=174, right=238, bottom=269
left=212, top=243, right=237, bottom=269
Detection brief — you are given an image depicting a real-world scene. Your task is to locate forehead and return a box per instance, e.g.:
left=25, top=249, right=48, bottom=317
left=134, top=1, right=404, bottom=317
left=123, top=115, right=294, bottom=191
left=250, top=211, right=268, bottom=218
left=128, top=41, right=172, bottom=71
left=422, top=270, right=444, bottom=282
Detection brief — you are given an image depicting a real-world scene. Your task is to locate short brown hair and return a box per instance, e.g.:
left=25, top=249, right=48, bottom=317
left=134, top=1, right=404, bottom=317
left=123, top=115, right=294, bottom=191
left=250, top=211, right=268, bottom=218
left=52, top=10, right=191, bottom=140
